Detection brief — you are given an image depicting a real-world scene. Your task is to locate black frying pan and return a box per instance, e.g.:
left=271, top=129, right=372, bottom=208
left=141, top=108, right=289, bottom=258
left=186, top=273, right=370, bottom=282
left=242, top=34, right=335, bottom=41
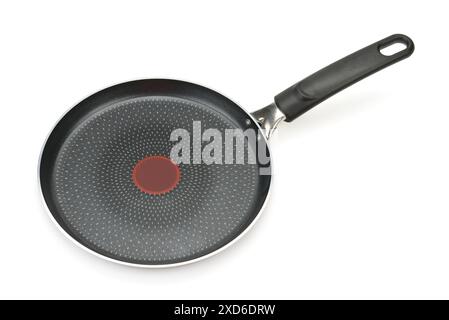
left=39, top=34, right=414, bottom=267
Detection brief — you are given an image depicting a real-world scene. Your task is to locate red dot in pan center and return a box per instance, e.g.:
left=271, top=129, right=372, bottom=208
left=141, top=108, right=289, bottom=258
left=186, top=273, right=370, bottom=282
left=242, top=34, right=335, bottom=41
left=132, top=156, right=180, bottom=195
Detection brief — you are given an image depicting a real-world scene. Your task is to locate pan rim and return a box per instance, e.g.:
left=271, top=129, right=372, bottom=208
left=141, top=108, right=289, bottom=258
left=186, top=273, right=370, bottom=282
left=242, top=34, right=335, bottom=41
left=37, top=77, right=273, bottom=268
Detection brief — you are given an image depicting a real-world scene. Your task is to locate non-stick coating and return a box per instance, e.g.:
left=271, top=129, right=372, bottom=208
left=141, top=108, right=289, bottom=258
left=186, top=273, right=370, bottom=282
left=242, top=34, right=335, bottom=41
left=40, top=80, right=271, bottom=265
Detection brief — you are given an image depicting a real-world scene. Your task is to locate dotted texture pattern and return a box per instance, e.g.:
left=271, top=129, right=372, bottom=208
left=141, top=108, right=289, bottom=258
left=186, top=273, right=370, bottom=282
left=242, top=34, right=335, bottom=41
left=52, top=96, right=264, bottom=265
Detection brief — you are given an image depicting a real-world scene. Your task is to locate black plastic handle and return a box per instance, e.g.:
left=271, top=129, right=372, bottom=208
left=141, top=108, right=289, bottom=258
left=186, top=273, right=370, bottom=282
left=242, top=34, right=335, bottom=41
left=274, top=34, right=414, bottom=122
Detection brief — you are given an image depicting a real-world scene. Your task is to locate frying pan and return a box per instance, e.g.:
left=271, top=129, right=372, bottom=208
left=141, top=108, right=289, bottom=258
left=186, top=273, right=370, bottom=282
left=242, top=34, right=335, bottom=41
left=39, top=34, right=414, bottom=267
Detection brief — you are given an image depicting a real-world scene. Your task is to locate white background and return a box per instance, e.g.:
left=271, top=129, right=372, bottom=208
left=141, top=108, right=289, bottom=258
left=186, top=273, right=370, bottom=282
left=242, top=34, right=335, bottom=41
left=1, top=0, right=448, bottom=299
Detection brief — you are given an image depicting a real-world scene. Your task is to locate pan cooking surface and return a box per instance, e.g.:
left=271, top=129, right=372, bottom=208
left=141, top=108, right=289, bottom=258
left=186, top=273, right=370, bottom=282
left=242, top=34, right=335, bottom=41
left=49, top=96, right=268, bottom=264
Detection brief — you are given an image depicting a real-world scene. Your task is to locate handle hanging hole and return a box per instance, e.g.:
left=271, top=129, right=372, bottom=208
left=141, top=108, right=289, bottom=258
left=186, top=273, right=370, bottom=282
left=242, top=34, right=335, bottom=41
left=379, top=41, right=408, bottom=56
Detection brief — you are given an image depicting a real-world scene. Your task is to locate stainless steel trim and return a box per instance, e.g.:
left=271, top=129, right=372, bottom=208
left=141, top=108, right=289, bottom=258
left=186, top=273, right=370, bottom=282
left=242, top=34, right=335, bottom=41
left=251, top=102, right=286, bottom=139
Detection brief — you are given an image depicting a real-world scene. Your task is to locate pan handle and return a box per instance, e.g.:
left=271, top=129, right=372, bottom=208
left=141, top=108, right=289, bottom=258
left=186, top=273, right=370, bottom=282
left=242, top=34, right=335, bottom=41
left=274, top=34, right=414, bottom=122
